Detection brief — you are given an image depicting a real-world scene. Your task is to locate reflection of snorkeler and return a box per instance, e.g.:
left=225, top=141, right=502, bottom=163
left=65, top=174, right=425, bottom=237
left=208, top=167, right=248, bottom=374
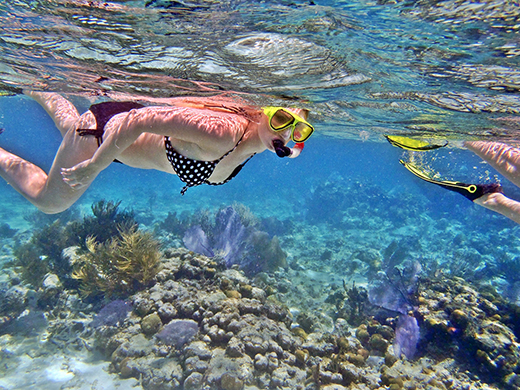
left=0, top=92, right=314, bottom=214
left=388, top=136, right=520, bottom=225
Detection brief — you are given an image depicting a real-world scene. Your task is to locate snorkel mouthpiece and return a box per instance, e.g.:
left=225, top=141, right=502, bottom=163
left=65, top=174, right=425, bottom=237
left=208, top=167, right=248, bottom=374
left=273, top=139, right=291, bottom=158
left=273, top=140, right=304, bottom=158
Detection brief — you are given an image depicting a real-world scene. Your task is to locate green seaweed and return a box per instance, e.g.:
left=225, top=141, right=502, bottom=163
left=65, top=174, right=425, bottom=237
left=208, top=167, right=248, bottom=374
left=11, top=243, right=49, bottom=288
left=489, top=253, right=520, bottom=284
left=65, top=200, right=137, bottom=249
left=344, top=281, right=369, bottom=325
left=248, top=231, right=287, bottom=273
left=72, top=228, right=162, bottom=298
left=229, top=202, right=260, bottom=229
left=325, top=281, right=369, bottom=326
left=33, top=220, right=76, bottom=277
left=24, top=207, right=79, bottom=229
left=0, top=222, right=17, bottom=238
left=11, top=220, right=76, bottom=288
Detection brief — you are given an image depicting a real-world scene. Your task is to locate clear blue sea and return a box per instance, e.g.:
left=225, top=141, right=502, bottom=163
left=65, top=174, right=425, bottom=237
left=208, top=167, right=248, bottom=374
left=1, top=1, right=520, bottom=389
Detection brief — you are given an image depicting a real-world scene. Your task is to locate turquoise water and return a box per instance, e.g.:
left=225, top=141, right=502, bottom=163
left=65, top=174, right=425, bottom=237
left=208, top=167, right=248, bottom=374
left=1, top=1, right=520, bottom=390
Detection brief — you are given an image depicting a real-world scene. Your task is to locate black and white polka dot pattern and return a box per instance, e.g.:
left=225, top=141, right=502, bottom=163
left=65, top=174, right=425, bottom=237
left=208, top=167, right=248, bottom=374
left=165, top=134, right=252, bottom=195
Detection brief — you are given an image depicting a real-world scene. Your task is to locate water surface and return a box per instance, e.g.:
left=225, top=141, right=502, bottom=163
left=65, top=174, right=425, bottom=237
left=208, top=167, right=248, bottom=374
left=1, top=1, right=520, bottom=389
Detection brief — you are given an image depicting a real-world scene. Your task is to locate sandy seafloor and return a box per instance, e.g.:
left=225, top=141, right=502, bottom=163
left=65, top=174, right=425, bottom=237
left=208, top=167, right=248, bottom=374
left=1, top=97, right=520, bottom=389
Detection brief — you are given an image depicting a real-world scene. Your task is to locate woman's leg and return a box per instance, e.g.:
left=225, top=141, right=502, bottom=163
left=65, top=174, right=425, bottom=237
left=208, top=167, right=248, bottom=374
left=474, top=192, right=520, bottom=225
left=0, top=108, right=99, bottom=214
left=465, top=141, right=520, bottom=224
left=24, top=91, right=80, bottom=137
left=465, top=141, right=520, bottom=188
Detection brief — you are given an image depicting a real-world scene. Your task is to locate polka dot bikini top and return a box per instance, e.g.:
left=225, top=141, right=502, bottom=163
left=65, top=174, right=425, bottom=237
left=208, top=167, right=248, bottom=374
left=165, top=133, right=255, bottom=195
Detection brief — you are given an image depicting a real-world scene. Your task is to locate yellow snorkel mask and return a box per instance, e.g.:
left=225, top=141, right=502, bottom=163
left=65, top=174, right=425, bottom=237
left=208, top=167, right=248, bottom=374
left=263, top=107, right=314, bottom=143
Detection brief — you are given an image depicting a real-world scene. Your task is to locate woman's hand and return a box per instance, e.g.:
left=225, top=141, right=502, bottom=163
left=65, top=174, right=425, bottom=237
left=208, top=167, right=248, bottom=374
left=61, top=159, right=97, bottom=189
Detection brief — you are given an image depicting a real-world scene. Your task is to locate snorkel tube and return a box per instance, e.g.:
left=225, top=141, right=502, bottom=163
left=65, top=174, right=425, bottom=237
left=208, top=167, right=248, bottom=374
left=273, top=140, right=304, bottom=158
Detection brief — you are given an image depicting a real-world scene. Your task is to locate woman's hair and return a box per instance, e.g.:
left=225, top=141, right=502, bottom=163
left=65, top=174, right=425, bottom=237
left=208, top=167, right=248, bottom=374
left=161, top=95, right=261, bottom=123
left=173, top=97, right=310, bottom=123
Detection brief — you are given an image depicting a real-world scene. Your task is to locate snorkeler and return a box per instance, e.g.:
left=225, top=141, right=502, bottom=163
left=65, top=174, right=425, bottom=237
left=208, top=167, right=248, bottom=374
left=0, top=91, right=314, bottom=214
left=387, top=135, right=520, bottom=225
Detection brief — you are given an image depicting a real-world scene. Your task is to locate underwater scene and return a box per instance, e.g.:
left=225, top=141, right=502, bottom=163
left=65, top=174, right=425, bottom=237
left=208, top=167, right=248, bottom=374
left=1, top=0, right=520, bottom=389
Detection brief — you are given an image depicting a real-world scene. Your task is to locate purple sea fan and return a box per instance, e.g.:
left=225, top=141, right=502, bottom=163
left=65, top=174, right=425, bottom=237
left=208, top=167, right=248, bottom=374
left=368, top=259, right=422, bottom=315
left=394, top=314, right=420, bottom=360
left=183, top=226, right=214, bottom=257
left=213, top=206, right=248, bottom=267
left=183, top=206, right=248, bottom=267
left=182, top=205, right=286, bottom=275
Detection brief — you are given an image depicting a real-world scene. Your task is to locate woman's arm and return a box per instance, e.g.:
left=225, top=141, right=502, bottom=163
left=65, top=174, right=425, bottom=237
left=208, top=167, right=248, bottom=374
left=102, top=106, right=249, bottom=164
left=61, top=106, right=249, bottom=188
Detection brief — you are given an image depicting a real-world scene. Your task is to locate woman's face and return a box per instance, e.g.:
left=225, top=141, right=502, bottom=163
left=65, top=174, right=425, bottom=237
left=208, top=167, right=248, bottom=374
left=258, top=108, right=309, bottom=152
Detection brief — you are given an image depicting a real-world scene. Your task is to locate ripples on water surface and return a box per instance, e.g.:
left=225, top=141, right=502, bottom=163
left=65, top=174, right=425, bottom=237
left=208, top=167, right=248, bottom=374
left=1, top=0, right=519, bottom=141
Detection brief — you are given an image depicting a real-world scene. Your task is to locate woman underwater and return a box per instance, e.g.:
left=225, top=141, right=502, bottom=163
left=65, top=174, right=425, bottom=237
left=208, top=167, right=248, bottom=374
left=0, top=91, right=314, bottom=214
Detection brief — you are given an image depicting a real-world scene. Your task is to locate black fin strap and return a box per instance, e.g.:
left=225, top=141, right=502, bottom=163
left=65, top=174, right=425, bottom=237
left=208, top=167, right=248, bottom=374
left=438, top=182, right=503, bottom=202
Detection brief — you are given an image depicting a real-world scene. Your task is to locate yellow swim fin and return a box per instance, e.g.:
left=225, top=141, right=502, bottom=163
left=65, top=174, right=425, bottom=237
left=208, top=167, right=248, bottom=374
left=386, top=135, right=448, bottom=151
left=399, top=160, right=502, bottom=201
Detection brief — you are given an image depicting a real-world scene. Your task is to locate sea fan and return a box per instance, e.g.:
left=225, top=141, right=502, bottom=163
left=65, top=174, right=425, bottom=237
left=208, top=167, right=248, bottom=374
left=183, top=205, right=286, bottom=275
left=394, top=314, right=420, bottom=359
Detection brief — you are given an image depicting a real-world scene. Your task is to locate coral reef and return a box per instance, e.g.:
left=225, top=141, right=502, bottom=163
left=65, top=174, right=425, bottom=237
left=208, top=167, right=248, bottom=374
left=95, top=250, right=307, bottom=389
left=1, top=233, right=519, bottom=390
left=94, top=252, right=519, bottom=390
left=2, top=185, right=520, bottom=389
left=417, top=276, right=520, bottom=388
